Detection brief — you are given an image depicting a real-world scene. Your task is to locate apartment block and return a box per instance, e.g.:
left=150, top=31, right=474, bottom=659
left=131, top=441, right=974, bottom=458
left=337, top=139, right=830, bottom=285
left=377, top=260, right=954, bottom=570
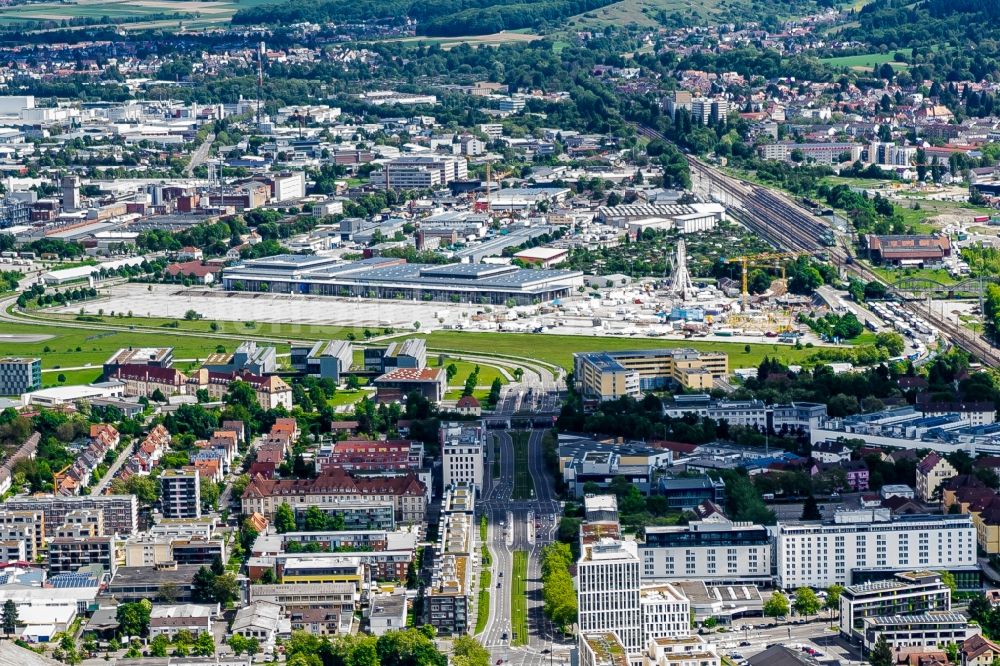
left=160, top=468, right=202, bottom=519
left=427, top=511, right=474, bottom=635
left=5, top=494, right=138, bottom=536
left=775, top=509, right=977, bottom=588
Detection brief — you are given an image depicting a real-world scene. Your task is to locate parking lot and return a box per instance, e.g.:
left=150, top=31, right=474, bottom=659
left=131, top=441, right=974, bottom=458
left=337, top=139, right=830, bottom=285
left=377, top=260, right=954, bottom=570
left=54, top=283, right=480, bottom=329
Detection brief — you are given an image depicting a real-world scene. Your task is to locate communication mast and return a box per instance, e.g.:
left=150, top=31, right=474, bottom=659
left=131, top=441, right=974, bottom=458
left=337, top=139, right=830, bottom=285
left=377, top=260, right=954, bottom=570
left=256, top=41, right=266, bottom=128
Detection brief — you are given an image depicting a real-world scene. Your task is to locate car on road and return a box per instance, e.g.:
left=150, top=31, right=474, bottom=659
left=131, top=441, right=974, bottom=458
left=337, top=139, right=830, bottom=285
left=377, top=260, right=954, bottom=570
left=542, top=649, right=550, bottom=654
left=496, top=660, right=503, bottom=664
left=497, top=582, right=501, bottom=588
left=739, top=641, right=751, bottom=647
left=502, top=632, right=507, bottom=640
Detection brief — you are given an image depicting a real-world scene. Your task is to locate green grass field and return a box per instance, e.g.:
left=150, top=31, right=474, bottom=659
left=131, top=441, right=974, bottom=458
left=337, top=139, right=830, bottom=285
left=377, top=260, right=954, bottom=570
left=425, top=331, right=815, bottom=371
left=511, top=551, right=528, bottom=646
left=2, top=308, right=822, bottom=392
left=476, top=569, right=491, bottom=634
left=511, top=432, right=533, bottom=501
left=821, top=52, right=904, bottom=69
left=869, top=265, right=960, bottom=287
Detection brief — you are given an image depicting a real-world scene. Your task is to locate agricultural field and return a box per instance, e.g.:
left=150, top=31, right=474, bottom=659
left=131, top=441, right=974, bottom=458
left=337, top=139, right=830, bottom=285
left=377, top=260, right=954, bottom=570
left=0, top=0, right=274, bottom=29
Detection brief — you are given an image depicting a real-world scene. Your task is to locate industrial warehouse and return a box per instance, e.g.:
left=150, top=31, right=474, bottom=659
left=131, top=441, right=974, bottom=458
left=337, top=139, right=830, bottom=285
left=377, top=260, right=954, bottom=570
left=221, top=254, right=585, bottom=304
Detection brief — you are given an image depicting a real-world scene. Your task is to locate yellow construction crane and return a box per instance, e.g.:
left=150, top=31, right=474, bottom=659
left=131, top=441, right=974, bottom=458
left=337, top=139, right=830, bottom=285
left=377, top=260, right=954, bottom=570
left=726, top=252, right=805, bottom=308
left=484, top=162, right=511, bottom=214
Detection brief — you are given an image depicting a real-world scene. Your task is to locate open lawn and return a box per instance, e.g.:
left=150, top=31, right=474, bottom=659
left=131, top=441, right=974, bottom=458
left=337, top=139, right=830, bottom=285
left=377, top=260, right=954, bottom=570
left=511, top=431, right=533, bottom=501
left=821, top=52, right=904, bottom=70
left=41, top=308, right=367, bottom=341
left=511, top=551, right=528, bottom=647
left=0, top=319, right=274, bottom=391
left=424, top=331, right=815, bottom=371
left=385, top=30, right=540, bottom=49
left=868, top=264, right=960, bottom=287
left=429, top=356, right=510, bottom=389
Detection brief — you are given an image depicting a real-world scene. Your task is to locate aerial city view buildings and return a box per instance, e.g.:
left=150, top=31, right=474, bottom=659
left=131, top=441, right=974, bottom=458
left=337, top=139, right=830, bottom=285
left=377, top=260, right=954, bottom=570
left=0, top=0, right=1000, bottom=664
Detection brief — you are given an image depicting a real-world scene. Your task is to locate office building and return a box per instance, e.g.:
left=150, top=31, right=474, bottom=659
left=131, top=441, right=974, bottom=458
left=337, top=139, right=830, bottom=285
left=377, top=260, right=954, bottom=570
left=658, top=477, right=726, bottom=511
left=364, top=338, right=427, bottom=374
left=374, top=155, right=468, bottom=189
left=839, top=571, right=951, bottom=643
left=640, top=521, right=771, bottom=584
left=373, top=367, right=446, bottom=404
left=774, top=509, right=977, bottom=588
left=290, top=340, right=353, bottom=382
left=202, top=340, right=277, bottom=375
left=4, top=494, right=137, bottom=537
left=861, top=613, right=978, bottom=655
left=639, top=584, right=691, bottom=640
left=160, top=468, right=202, bottom=519
left=441, top=421, right=485, bottom=494
left=0, top=358, right=41, bottom=395
left=578, top=538, right=643, bottom=657
left=574, top=349, right=728, bottom=400
left=103, top=347, right=173, bottom=377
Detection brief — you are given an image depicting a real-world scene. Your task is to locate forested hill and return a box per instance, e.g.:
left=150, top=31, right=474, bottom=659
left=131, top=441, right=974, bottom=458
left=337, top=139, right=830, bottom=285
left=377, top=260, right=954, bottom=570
left=231, top=0, right=617, bottom=35
left=844, top=0, right=1000, bottom=49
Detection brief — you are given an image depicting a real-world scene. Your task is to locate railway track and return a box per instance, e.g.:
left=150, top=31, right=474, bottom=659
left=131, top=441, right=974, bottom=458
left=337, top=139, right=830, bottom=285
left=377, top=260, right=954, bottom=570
left=637, top=124, right=1000, bottom=366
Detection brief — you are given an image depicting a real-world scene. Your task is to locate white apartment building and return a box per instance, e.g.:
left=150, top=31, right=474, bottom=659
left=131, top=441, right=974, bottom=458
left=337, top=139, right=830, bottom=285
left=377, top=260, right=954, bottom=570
left=578, top=539, right=643, bottom=662
left=774, top=509, right=977, bottom=588
left=441, top=422, right=485, bottom=495
left=640, top=522, right=772, bottom=584
left=639, top=584, right=691, bottom=641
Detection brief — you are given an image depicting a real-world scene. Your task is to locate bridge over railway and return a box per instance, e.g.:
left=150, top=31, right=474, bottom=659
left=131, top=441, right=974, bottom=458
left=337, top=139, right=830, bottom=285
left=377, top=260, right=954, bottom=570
left=888, top=277, right=997, bottom=299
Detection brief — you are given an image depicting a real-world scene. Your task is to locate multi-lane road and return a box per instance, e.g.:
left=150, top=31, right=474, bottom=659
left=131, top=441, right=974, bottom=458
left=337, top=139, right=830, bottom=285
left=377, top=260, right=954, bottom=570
left=479, top=385, right=568, bottom=666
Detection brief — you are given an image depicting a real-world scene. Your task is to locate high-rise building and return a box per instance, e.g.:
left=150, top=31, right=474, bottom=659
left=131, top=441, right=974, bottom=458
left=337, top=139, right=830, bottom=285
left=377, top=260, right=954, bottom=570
left=62, top=175, right=80, bottom=211
left=0, top=357, right=41, bottom=395
left=578, top=538, right=643, bottom=658
left=441, top=421, right=485, bottom=494
left=160, top=468, right=202, bottom=519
